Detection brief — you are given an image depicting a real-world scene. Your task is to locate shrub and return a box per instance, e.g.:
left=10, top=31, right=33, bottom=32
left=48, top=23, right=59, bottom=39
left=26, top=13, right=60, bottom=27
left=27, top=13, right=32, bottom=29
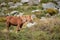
left=0, top=17, right=6, bottom=22
left=45, top=8, right=58, bottom=16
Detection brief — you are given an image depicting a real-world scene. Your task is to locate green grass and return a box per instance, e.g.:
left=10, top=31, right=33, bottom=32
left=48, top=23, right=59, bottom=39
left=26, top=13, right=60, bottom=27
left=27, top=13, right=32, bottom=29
left=0, top=0, right=60, bottom=40
left=0, top=17, right=60, bottom=40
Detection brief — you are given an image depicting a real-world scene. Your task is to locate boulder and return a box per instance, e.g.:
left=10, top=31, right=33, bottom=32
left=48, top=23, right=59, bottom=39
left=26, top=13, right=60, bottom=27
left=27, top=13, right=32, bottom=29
left=10, top=11, right=19, bottom=16
left=9, top=5, right=18, bottom=8
left=15, top=2, right=23, bottom=6
left=27, top=22, right=37, bottom=28
left=42, top=2, right=56, bottom=9
left=21, top=0, right=29, bottom=3
left=21, top=0, right=40, bottom=5
left=28, top=0, right=40, bottom=5
left=0, top=2, right=7, bottom=7
left=8, top=2, right=14, bottom=6
left=32, top=9, right=40, bottom=12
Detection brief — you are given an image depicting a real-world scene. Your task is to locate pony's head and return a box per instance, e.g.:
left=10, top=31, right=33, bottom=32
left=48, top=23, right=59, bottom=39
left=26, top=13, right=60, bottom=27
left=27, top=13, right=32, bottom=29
left=26, top=15, right=33, bottom=23
left=20, top=15, right=33, bottom=23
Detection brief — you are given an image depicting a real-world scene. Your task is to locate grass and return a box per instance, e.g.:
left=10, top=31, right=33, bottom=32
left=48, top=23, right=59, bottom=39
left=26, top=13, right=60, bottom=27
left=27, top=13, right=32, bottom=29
left=0, top=16, right=60, bottom=40
left=0, top=0, right=60, bottom=40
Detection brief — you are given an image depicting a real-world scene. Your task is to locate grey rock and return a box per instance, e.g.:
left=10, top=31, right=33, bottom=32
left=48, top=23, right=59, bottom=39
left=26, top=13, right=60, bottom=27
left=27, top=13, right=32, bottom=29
left=55, top=1, right=60, bottom=9
left=21, top=0, right=29, bottom=3
left=17, top=12, right=24, bottom=17
left=31, top=14, right=36, bottom=18
left=21, top=0, right=40, bottom=5
left=15, top=2, right=23, bottom=6
left=42, top=2, right=56, bottom=9
left=0, top=2, right=7, bottom=6
left=8, top=2, right=14, bottom=6
left=10, top=11, right=19, bottom=15
left=27, top=22, right=37, bottom=27
left=9, top=2, right=23, bottom=9
left=53, top=0, right=60, bottom=2
left=32, top=9, right=40, bottom=12
left=28, top=0, right=40, bottom=5
left=9, top=5, right=18, bottom=8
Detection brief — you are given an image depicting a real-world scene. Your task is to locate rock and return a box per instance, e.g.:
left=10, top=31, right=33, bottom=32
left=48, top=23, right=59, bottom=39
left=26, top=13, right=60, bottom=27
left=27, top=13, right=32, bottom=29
left=59, top=8, right=60, bottom=12
left=0, top=2, right=7, bottom=6
left=10, top=11, right=19, bottom=16
left=55, top=1, right=60, bottom=9
left=15, top=2, right=23, bottom=6
left=10, top=11, right=24, bottom=16
left=32, top=9, right=40, bottom=12
left=28, top=0, right=40, bottom=5
left=57, top=1, right=60, bottom=4
left=58, top=8, right=60, bottom=14
left=42, top=2, right=56, bottom=10
left=17, top=12, right=24, bottom=17
left=40, top=17, right=46, bottom=20
left=9, top=2, right=23, bottom=9
left=21, top=0, right=29, bottom=3
left=53, top=0, right=60, bottom=2
left=57, top=1, right=60, bottom=7
left=40, top=17, right=49, bottom=24
left=8, top=2, right=14, bottom=6
left=46, top=13, right=51, bottom=17
left=9, top=5, right=18, bottom=8
left=31, top=14, right=36, bottom=19
left=21, top=0, right=40, bottom=5
left=27, top=22, right=37, bottom=27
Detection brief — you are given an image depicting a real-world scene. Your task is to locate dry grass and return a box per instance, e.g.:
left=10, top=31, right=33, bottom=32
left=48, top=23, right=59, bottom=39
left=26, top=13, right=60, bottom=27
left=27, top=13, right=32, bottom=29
left=29, top=17, right=60, bottom=32
left=0, top=16, right=60, bottom=40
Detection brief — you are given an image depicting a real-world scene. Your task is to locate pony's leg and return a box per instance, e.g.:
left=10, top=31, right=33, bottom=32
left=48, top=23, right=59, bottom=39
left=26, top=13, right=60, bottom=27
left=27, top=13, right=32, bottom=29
left=6, top=22, right=10, bottom=32
left=20, top=23, right=23, bottom=28
left=16, top=24, right=20, bottom=33
left=19, top=23, right=23, bottom=30
left=16, top=23, right=23, bottom=33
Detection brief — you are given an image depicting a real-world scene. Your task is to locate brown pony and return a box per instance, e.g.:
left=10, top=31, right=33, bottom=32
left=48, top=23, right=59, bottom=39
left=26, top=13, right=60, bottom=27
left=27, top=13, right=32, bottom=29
left=6, top=15, right=33, bottom=33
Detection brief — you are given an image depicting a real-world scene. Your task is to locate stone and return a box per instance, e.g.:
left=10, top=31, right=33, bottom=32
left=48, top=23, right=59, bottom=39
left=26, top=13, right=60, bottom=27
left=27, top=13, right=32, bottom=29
left=28, top=0, right=40, bottom=5
left=32, top=9, right=40, bottom=12
left=42, top=2, right=56, bottom=9
left=8, top=2, right=14, bottom=7
left=31, top=14, right=36, bottom=18
left=17, top=12, right=24, bottom=17
left=21, top=0, right=29, bottom=3
left=1, top=2, right=7, bottom=6
left=53, top=0, right=60, bottom=2
left=21, top=0, right=40, bottom=5
left=57, top=1, right=60, bottom=7
left=15, top=2, right=23, bottom=6
left=9, top=5, right=18, bottom=8
left=10, top=11, right=19, bottom=16
left=27, top=22, right=37, bottom=27
left=9, top=2, right=23, bottom=9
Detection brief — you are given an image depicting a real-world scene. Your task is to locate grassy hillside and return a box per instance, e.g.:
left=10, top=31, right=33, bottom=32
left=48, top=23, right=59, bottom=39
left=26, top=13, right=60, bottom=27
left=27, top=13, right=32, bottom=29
left=0, top=17, right=60, bottom=40
left=0, top=0, right=60, bottom=40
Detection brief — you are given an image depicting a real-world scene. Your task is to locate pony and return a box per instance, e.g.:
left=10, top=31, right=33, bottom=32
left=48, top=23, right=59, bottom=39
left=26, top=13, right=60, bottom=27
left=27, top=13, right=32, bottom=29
left=6, top=15, right=33, bottom=33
